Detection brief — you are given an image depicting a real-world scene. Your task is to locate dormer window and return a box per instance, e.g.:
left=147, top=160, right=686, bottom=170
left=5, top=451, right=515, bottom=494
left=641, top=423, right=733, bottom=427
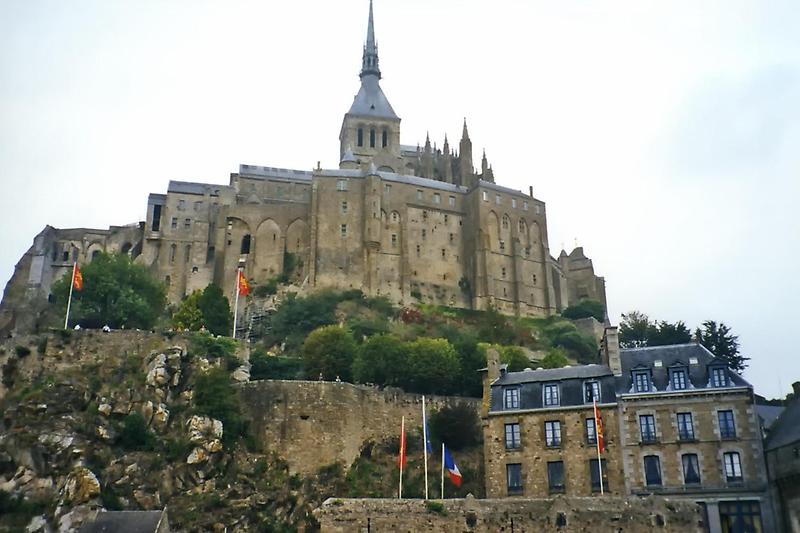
left=633, top=371, right=651, bottom=393
left=711, top=367, right=728, bottom=388
left=543, top=383, right=560, bottom=407
left=584, top=381, right=601, bottom=403
left=504, top=387, right=520, bottom=410
left=670, top=368, right=688, bottom=390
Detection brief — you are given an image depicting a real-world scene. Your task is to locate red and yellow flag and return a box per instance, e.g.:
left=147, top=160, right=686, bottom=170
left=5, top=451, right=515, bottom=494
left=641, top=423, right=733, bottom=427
left=237, top=270, right=250, bottom=297
left=72, top=263, right=84, bottom=292
left=594, top=401, right=605, bottom=454
left=398, top=416, right=407, bottom=470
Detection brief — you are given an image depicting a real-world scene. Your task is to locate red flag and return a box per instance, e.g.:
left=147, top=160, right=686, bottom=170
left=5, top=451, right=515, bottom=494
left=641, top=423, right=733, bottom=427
left=72, top=263, right=84, bottom=292
left=237, top=271, right=250, bottom=297
left=594, top=401, right=605, bottom=454
left=398, top=417, right=407, bottom=470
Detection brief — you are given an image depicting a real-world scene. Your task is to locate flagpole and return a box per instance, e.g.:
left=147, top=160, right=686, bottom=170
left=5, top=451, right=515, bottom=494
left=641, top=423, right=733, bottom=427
left=64, top=262, right=76, bottom=330
left=441, top=442, right=445, bottom=500
left=422, top=396, right=429, bottom=500
left=595, top=398, right=604, bottom=495
left=399, top=416, right=405, bottom=499
left=232, top=269, right=241, bottom=338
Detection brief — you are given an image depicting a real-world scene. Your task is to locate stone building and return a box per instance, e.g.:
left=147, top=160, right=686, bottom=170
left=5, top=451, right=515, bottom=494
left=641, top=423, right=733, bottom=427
left=481, top=349, right=624, bottom=498
left=765, top=382, right=800, bottom=532
left=0, top=1, right=607, bottom=337
left=482, top=331, right=776, bottom=532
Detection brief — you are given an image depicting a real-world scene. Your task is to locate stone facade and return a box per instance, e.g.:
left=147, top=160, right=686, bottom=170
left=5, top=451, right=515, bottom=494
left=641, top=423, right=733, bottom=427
left=0, top=1, right=606, bottom=338
left=314, top=495, right=704, bottom=532
left=765, top=382, right=800, bottom=532
left=238, top=380, right=478, bottom=475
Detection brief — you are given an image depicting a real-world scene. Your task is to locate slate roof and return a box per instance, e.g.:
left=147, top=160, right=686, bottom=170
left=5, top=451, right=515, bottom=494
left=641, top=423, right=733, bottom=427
left=489, top=364, right=616, bottom=413
left=238, top=165, right=313, bottom=183
left=79, top=510, right=166, bottom=533
left=479, top=180, right=529, bottom=198
left=347, top=76, right=399, bottom=120
left=765, top=398, right=800, bottom=451
left=756, top=404, right=785, bottom=431
left=167, top=181, right=231, bottom=196
left=617, top=343, right=750, bottom=395
left=317, top=168, right=468, bottom=194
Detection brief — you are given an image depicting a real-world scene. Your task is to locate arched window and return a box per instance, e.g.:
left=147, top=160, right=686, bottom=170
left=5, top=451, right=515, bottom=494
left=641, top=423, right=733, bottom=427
left=382, top=129, right=388, bottom=147
left=357, top=128, right=363, bottom=147
left=241, top=234, right=251, bottom=255
left=502, top=215, right=510, bottom=230
left=121, top=242, right=132, bottom=255
left=185, top=244, right=191, bottom=264
left=369, top=128, right=376, bottom=148
left=91, top=250, right=100, bottom=261
left=519, top=220, right=526, bottom=233
left=169, top=244, right=177, bottom=264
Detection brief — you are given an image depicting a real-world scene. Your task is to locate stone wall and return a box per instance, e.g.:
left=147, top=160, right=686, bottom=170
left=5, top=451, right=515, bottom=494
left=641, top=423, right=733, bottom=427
left=314, top=494, right=704, bottom=532
left=238, top=380, right=479, bottom=475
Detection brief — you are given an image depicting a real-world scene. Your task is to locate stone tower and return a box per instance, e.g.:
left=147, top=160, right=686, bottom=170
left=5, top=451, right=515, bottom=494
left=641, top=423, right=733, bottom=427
left=338, top=0, right=403, bottom=173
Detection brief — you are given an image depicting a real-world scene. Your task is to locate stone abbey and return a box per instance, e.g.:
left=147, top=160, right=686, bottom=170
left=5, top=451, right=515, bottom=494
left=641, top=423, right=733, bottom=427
left=0, top=1, right=606, bottom=336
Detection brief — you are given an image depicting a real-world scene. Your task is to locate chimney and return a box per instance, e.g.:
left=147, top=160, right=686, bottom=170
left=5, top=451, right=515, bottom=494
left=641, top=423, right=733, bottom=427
left=793, top=381, right=800, bottom=397
left=482, top=348, right=501, bottom=416
left=602, top=326, right=622, bottom=376
left=529, top=185, right=533, bottom=198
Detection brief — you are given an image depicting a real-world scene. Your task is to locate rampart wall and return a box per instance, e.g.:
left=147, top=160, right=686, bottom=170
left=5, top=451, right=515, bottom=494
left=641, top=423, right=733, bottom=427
left=238, top=380, right=479, bottom=475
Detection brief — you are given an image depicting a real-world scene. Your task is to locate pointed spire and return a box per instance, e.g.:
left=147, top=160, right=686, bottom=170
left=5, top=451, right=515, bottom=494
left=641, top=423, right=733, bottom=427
left=461, top=118, right=470, bottom=140
left=360, top=0, right=381, bottom=79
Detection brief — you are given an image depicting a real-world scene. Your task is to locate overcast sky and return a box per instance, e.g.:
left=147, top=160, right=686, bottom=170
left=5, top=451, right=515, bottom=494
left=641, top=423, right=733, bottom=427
left=1, top=0, right=797, bottom=397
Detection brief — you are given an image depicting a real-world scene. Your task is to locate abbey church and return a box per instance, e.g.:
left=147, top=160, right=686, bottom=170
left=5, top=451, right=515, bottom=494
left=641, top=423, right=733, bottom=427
left=0, top=1, right=607, bottom=335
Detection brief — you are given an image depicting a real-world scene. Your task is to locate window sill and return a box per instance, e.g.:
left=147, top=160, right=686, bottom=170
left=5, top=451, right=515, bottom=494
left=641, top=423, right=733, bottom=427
left=720, top=435, right=738, bottom=441
left=678, top=437, right=698, bottom=443
left=546, top=444, right=561, bottom=450
left=507, top=488, right=524, bottom=496
left=639, top=440, right=660, bottom=446
left=505, top=446, right=522, bottom=452
left=549, top=487, right=565, bottom=495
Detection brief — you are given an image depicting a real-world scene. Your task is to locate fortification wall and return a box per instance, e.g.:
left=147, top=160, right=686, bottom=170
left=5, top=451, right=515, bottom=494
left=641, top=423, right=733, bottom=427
left=238, top=380, right=479, bottom=475
left=314, top=495, right=704, bottom=533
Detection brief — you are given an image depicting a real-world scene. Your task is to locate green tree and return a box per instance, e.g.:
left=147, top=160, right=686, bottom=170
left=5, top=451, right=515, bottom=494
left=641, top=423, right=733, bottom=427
left=193, top=367, right=244, bottom=445
left=429, top=402, right=480, bottom=450
left=302, top=325, right=357, bottom=381
left=499, top=345, right=530, bottom=372
left=561, top=299, right=605, bottom=322
left=619, top=310, right=653, bottom=348
left=477, top=306, right=515, bottom=345
left=695, top=320, right=749, bottom=373
left=352, top=334, right=408, bottom=386
left=404, top=338, right=461, bottom=394
left=539, top=348, right=569, bottom=369
left=51, top=252, right=166, bottom=329
left=172, top=290, right=204, bottom=331
left=649, top=320, right=692, bottom=346
left=197, top=284, right=232, bottom=336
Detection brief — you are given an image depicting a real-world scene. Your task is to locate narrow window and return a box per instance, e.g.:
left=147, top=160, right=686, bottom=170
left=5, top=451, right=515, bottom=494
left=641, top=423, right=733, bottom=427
left=506, top=464, right=523, bottom=494
left=711, top=367, right=727, bottom=387
left=433, top=193, right=441, bottom=204
left=525, top=247, right=531, bottom=258
left=391, top=234, right=397, bottom=247
left=177, top=199, right=186, bottom=211
left=449, top=233, right=454, bottom=243
left=482, top=191, right=488, bottom=202
left=382, top=129, right=388, bottom=147
left=505, top=423, right=521, bottom=450
left=634, top=371, right=651, bottom=392
left=547, top=461, right=565, bottom=494
left=718, top=410, right=736, bottom=439
left=171, top=217, right=178, bottom=229
left=586, top=418, right=597, bottom=444
left=384, top=184, right=391, bottom=194
left=523, top=200, right=529, bottom=211
left=682, top=454, right=701, bottom=484
left=357, top=128, right=363, bottom=147
left=448, top=195, right=455, bottom=206
left=422, top=229, right=427, bottom=240
left=341, top=200, right=348, bottom=214
left=590, top=459, right=608, bottom=492
left=543, top=384, right=559, bottom=406
left=151, top=204, right=162, bottom=231
left=671, top=369, right=688, bottom=390
left=415, top=244, right=420, bottom=256
left=504, top=388, right=520, bottom=409
left=184, top=218, right=191, bottom=229
left=441, top=248, right=446, bottom=258
left=639, top=414, right=657, bottom=443
left=499, top=240, right=505, bottom=252
left=391, top=212, right=398, bottom=223
left=644, top=455, right=662, bottom=486
left=340, top=224, right=347, bottom=238
left=337, top=179, right=348, bottom=191
left=502, top=215, right=509, bottom=229
left=184, top=244, right=191, bottom=264
left=496, top=194, right=501, bottom=205
left=501, top=267, right=506, bottom=278
left=723, top=452, right=743, bottom=482
left=169, top=244, right=177, bottom=264
left=677, top=413, right=695, bottom=441
left=444, top=214, right=449, bottom=224
left=518, top=220, right=525, bottom=232
left=512, top=198, right=517, bottom=208
left=545, top=420, right=561, bottom=447
left=369, top=128, right=375, bottom=148
left=422, top=210, right=428, bottom=221
left=535, top=204, right=541, bottom=214
left=417, top=189, right=423, bottom=201
left=584, top=381, right=601, bottom=403
left=206, top=246, right=215, bottom=263
left=241, top=234, right=251, bottom=254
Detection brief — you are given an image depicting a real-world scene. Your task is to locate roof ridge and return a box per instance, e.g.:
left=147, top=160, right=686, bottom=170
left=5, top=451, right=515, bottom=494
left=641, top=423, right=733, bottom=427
left=620, top=342, right=699, bottom=352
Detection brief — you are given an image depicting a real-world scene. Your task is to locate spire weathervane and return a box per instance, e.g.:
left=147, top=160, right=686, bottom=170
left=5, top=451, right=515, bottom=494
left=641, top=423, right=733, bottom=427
left=361, top=0, right=381, bottom=79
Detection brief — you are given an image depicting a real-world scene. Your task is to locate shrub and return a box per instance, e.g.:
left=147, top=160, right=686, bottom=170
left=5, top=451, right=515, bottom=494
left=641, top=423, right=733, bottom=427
left=499, top=345, right=530, bottom=372
left=119, top=413, right=155, bottom=451
left=539, top=348, right=570, bottom=369
left=14, top=345, right=31, bottom=358
left=425, top=500, right=446, bottom=515
left=250, top=349, right=305, bottom=380
left=189, top=332, right=237, bottom=360
left=552, top=331, right=598, bottom=364
left=430, top=402, right=480, bottom=450
left=254, top=279, right=278, bottom=297
left=36, top=337, right=48, bottom=355
left=561, top=298, right=605, bottom=322
left=302, top=326, right=357, bottom=381
left=193, top=367, right=244, bottom=445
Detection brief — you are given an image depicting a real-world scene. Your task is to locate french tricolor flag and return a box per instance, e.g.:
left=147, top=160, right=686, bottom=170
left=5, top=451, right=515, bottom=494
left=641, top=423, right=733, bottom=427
left=443, top=445, right=462, bottom=487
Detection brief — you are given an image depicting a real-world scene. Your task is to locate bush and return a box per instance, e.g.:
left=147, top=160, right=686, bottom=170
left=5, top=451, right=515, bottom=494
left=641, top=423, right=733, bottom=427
left=430, top=402, right=480, bottom=450
left=193, top=367, right=244, bottom=445
left=552, top=331, right=598, bottom=364
left=14, top=345, right=31, bottom=358
left=254, top=279, right=278, bottom=297
left=352, top=334, right=408, bottom=386
left=250, top=349, right=305, bottom=380
left=119, top=413, right=155, bottom=451
left=197, top=284, right=232, bottom=336
left=189, top=332, right=237, bottom=361
left=539, top=348, right=569, bottom=369
left=561, top=299, right=605, bottom=322
left=302, top=326, right=357, bottom=381
left=172, top=291, right=204, bottom=332
left=499, top=345, right=530, bottom=372
left=36, top=337, right=48, bottom=355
